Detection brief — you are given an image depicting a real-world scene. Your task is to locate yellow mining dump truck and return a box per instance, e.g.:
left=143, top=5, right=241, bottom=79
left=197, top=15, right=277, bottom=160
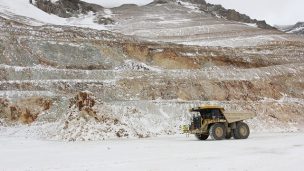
left=182, top=105, right=256, bottom=140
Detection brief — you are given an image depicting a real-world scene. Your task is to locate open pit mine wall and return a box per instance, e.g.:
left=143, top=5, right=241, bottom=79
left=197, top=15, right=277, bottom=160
left=0, top=17, right=304, bottom=132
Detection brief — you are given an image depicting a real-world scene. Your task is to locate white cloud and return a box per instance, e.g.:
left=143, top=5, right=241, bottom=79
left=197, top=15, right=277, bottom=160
left=207, top=0, right=304, bottom=25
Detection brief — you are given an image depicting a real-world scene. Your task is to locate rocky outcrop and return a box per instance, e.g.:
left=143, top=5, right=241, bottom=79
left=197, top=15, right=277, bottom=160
left=0, top=98, right=10, bottom=118
left=34, top=0, right=103, bottom=18
left=94, top=17, right=115, bottom=25
left=200, top=3, right=275, bottom=29
left=283, top=22, right=304, bottom=34
left=0, top=97, right=52, bottom=124
left=150, top=0, right=275, bottom=30
left=69, top=91, right=97, bottom=119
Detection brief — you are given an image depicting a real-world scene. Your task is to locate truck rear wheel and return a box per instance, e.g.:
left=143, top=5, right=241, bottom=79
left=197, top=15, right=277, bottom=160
left=233, top=122, right=250, bottom=139
left=195, top=134, right=209, bottom=140
left=209, top=123, right=226, bottom=140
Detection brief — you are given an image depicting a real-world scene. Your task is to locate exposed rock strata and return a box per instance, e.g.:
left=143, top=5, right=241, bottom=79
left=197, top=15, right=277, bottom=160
left=0, top=1, right=303, bottom=140
left=0, top=97, right=52, bottom=124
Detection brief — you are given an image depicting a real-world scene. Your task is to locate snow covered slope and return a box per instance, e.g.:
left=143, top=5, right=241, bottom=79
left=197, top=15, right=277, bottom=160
left=107, top=0, right=284, bottom=47
left=0, top=0, right=283, bottom=47
left=0, top=0, right=107, bottom=29
left=285, top=22, right=304, bottom=34
left=0, top=0, right=153, bottom=30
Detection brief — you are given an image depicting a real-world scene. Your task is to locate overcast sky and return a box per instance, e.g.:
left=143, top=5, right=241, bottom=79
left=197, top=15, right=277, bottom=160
left=207, top=0, right=304, bottom=25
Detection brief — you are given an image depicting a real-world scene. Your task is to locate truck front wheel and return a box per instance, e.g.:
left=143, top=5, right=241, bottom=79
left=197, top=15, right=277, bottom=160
left=209, top=123, right=226, bottom=140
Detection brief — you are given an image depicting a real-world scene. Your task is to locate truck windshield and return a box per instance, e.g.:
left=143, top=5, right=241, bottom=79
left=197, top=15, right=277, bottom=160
left=200, top=109, right=224, bottom=119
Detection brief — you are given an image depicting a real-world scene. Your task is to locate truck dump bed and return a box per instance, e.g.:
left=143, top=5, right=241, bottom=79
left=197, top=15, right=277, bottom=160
left=223, top=111, right=256, bottom=123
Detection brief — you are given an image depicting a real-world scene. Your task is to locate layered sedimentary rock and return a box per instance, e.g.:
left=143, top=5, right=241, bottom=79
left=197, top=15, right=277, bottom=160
left=0, top=0, right=303, bottom=140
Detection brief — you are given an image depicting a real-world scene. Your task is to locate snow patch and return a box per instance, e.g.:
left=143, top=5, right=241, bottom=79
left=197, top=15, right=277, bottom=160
left=0, top=0, right=108, bottom=30
left=177, top=0, right=201, bottom=13
left=287, top=26, right=304, bottom=33
left=114, top=60, right=161, bottom=71
left=103, top=9, right=113, bottom=18
left=244, top=23, right=258, bottom=28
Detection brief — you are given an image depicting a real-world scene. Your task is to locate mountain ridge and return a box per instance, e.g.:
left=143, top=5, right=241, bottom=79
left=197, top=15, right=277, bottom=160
left=31, top=0, right=275, bottom=30
left=285, top=22, right=304, bottom=34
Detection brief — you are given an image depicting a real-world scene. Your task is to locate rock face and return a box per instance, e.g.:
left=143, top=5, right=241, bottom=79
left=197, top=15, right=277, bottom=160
left=283, top=22, right=304, bottom=34
left=69, top=91, right=97, bottom=119
left=0, top=97, right=52, bottom=124
left=34, top=0, right=104, bottom=18
left=183, top=0, right=274, bottom=29
left=201, top=2, right=275, bottom=30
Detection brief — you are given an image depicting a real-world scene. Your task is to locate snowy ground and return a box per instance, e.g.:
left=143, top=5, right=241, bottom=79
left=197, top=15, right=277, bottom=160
left=0, top=133, right=303, bottom=171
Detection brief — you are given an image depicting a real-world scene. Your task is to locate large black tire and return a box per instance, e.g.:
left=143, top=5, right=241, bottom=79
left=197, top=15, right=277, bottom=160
left=209, top=123, right=226, bottom=140
left=233, top=122, right=250, bottom=139
left=195, top=134, right=209, bottom=140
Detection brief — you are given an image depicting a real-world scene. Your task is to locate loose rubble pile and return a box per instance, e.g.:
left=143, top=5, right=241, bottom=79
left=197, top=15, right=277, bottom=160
left=55, top=91, right=134, bottom=141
